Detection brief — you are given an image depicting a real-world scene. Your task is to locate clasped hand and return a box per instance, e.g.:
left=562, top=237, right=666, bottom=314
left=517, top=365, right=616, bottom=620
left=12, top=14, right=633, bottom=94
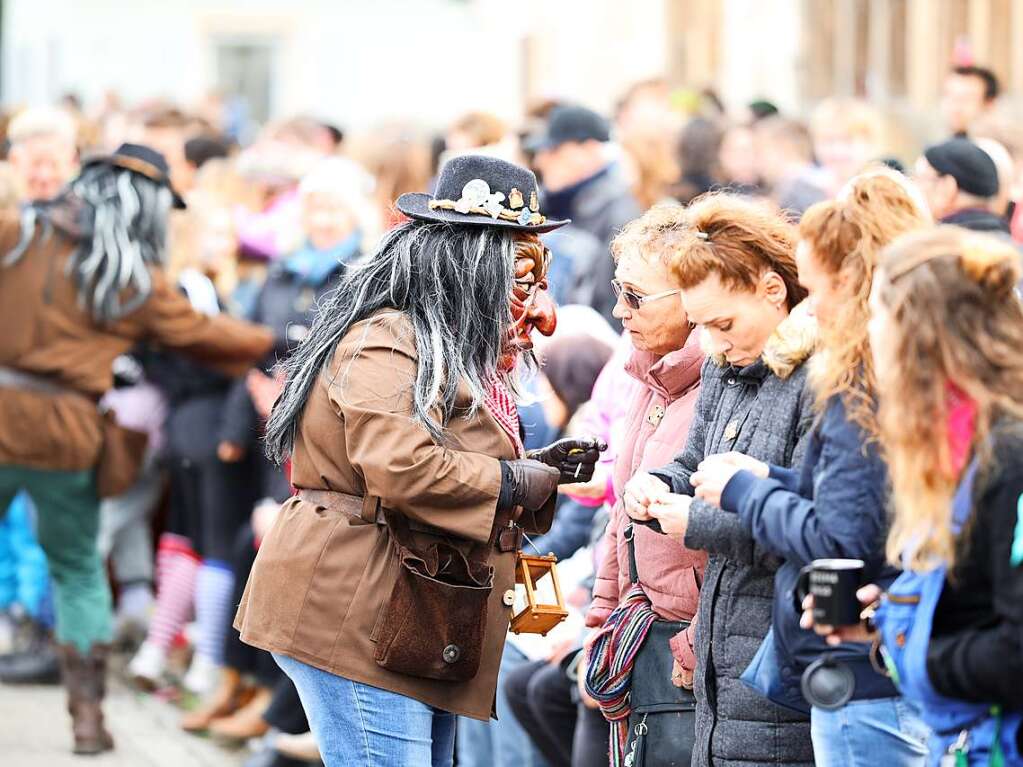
left=622, top=473, right=692, bottom=538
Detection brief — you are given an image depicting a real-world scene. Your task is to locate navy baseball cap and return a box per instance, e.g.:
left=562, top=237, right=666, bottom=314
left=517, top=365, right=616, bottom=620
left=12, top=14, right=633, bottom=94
left=524, top=105, right=611, bottom=153
left=923, top=138, right=1000, bottom=198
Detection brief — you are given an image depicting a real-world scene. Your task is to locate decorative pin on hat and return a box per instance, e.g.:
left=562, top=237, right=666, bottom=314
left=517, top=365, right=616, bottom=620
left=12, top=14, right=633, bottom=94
left=396, top=155, right=569, bottom=233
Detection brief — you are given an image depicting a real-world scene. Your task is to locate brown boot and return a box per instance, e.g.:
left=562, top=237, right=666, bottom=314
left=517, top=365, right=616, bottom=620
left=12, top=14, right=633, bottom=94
left=208, top=685, right=272, bottom=744
left=181, top=668, right=254, bottom=732
left=58, top=644, right=115, bottom=755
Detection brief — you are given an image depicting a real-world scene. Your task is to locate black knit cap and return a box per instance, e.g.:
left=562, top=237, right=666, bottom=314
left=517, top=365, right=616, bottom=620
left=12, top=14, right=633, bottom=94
left=397, top=154, right=569, bottom=233
left=523, top=105, right=611, bottom=153
left=923, top=138, right=999, bottom=198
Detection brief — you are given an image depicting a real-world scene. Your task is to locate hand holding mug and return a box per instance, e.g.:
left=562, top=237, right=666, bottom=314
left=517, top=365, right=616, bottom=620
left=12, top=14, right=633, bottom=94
left=800, top=583, right=882, bottom=646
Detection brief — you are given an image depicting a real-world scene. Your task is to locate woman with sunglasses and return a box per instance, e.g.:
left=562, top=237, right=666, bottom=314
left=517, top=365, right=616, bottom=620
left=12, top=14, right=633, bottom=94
left=619, top=193, right=817, bottom=766
left=579, top=204, right=706, bottom=765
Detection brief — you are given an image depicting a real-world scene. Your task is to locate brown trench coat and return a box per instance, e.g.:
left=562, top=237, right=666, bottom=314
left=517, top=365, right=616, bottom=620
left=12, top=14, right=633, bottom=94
left=235, top=310, right=556, bottom=721
left=0, top=212, right=274, bottom=471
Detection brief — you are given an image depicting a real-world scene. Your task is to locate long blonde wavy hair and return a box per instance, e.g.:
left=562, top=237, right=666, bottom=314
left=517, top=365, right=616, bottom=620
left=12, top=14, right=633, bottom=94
left=799, top=168, right=931, bottom=435
left=876, top=228, right=1023, bottom=570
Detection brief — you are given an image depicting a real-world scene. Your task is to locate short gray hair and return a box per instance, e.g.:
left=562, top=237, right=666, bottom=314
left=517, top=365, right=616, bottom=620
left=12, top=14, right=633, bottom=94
left=7, top=107, right=77, bottom=147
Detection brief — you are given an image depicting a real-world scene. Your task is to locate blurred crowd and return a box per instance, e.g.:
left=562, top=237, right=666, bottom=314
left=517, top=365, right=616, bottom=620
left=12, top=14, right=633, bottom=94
left=0, top=60, right=1022, bottom=767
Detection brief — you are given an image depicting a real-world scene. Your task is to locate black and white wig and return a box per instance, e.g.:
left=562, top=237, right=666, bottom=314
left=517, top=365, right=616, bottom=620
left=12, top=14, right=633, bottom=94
left=265, top=220, right=520, bottom=464
left=4, top=164, right=173, bottom=323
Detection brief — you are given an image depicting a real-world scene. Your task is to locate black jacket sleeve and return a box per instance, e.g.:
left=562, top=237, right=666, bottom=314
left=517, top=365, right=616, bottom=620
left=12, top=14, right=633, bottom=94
left=727, top=404, right=888, bottom=567
left=216, top=281, right=266, bottom=447
left=218, top=375, right=260, bottom=447
left=926, top=460, right=1023, bottom=707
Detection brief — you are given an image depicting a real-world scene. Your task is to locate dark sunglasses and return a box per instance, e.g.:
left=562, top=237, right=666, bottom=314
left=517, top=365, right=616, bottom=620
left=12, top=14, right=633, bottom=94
left=611, top=279, right=681, bottom=310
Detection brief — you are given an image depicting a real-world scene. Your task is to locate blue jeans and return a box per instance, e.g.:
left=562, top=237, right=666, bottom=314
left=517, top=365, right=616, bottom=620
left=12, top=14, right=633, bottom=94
left=811, top=697, right=930, bottom=767
left=456, top=643, right=548, bottom=767
left=274, top=653, right=456, bottom=767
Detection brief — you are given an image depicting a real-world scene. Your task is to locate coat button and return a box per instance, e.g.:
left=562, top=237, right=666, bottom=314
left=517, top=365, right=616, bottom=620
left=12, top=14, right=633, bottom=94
left=727, top=377, right=737, bottom=386
left=502, top=589, right=516, bottom=607
left=442, top=644, right=461, bottom=664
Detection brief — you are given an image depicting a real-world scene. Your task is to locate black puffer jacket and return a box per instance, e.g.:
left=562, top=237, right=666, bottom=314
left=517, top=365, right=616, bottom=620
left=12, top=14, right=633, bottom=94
left=219, top=250, right=348, bottom=449
left=650, top=307, right=817, bottom=767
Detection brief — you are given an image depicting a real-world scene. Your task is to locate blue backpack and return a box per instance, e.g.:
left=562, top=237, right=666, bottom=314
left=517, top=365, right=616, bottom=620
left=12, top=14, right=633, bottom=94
left=874, top=460, right=1022, bottom=765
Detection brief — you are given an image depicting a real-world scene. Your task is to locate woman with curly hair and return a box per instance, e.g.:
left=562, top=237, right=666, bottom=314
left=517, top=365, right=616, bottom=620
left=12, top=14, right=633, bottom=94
left=807, top=228, right=1023, bottom=764
left=690, top=169, right=932, bottom=765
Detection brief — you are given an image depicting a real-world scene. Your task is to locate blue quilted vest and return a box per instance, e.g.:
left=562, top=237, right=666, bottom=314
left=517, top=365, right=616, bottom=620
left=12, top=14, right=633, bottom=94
left=874, top=460, right=1022, bottom=765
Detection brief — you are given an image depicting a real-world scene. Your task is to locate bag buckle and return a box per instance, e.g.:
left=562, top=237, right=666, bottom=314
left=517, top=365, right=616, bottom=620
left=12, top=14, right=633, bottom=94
left=624, top=714, right=649, bottom=767
left=938, top=730, right=969, bottom=767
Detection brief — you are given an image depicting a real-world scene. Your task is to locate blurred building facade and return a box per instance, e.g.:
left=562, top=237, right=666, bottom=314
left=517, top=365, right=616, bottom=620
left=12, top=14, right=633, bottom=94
left=670, top=0, right=1023, bottom=142
left=2, top=0, right=1021, bottom=140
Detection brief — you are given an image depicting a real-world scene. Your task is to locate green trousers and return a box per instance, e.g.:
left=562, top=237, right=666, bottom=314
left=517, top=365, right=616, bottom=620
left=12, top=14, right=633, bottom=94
left=0, top=465, right=112, bottom=652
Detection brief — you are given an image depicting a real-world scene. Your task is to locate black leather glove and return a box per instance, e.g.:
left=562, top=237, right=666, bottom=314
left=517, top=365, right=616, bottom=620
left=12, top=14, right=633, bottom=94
left=527, top=437, right=608, bottom=484
left=498, top=459, right=560, bottom=512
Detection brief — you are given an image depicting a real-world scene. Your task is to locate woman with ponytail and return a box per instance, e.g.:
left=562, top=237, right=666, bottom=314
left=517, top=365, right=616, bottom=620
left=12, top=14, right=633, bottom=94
left=806, top=228, right=1023, bottom=764
left=691, top=169, right=932, bottom=766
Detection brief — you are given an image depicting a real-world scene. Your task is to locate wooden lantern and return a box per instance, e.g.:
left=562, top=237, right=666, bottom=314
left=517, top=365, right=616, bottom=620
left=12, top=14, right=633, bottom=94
left=509, top=553, right=569, bottom=636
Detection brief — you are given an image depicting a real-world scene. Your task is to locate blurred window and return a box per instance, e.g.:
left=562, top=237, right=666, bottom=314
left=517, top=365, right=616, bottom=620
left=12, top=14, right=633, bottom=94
left=215, top=39, right=276, bottom=125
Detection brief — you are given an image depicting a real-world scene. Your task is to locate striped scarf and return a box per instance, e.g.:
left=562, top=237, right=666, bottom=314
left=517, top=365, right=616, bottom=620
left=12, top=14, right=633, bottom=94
left=483, top=375, right=523, bottom=457
left=584, top=585, right=658, bottom=766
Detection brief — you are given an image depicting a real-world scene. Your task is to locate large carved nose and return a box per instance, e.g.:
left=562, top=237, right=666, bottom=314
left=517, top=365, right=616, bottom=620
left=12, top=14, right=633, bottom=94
left=527, top=289, right=557, bottom=337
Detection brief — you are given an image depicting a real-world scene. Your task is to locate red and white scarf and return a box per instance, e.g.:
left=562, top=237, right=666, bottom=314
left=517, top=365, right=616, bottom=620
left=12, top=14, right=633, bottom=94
left=483, top=375, right=524, bottom=457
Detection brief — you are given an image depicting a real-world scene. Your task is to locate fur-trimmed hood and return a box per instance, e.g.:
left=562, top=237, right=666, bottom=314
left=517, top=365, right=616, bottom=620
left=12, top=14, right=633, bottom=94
left=701, top=299, right=817, bottom=380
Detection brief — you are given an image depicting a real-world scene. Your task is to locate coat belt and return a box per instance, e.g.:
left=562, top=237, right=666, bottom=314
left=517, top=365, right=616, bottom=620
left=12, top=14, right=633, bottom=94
left=295, top=487, right=518, bottom=551
left=295, top=487, right=430, bottom=533
left=0, top=365, right=97, bottom=403
left=296, top=488, right=377, bottom=524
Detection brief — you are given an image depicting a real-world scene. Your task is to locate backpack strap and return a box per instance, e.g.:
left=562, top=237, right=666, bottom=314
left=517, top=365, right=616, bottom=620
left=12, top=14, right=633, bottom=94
left=950, top=458, right=982, bottom=535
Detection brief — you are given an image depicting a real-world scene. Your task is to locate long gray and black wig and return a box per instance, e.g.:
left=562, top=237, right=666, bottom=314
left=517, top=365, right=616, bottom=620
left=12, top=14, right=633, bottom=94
left=3, top=163, right=173, bottom=323
left=264, top=220, right=521, bottom=465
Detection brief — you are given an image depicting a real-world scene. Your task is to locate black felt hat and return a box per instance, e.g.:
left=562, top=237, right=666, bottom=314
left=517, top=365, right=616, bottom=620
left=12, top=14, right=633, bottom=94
left=397, top=154, right=569, bottom=233
left=83, top=143, right=186, bottom=209
left=924, top=138, right=1000, bottom=198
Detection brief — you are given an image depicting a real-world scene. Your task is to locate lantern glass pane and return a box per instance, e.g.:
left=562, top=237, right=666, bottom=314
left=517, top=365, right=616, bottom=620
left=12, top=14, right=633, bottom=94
left=530, top=565, right=558, bottom=605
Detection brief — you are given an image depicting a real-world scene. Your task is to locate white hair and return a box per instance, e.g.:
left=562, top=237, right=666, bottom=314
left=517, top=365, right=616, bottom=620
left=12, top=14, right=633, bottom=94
left=299, top=156, right=375, bottom=199
left=8, top=106, right=77, bottom=147
left=299, top=156, right=381, bottom=244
